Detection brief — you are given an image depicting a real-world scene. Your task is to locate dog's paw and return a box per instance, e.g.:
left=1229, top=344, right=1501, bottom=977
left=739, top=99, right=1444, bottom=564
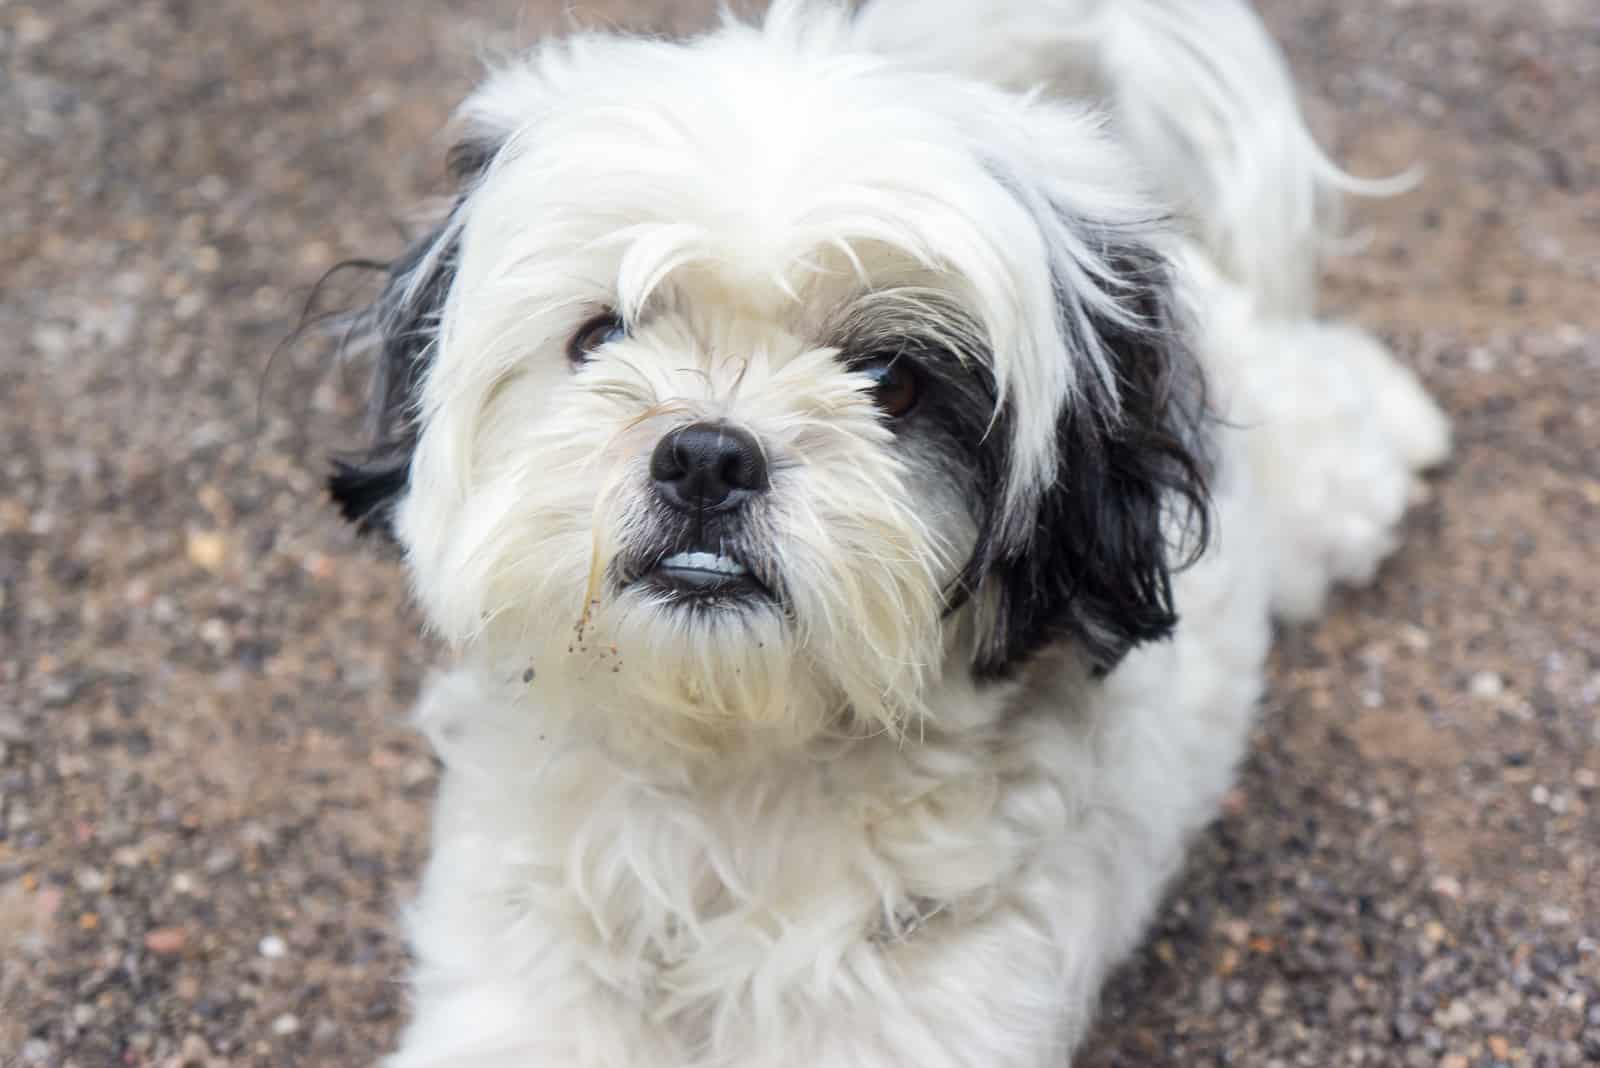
left=1241, top=320, right=1449, bottom=621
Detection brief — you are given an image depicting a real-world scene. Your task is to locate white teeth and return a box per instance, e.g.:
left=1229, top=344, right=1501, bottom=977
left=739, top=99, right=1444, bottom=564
left=661, top=551, right=748, bottom=576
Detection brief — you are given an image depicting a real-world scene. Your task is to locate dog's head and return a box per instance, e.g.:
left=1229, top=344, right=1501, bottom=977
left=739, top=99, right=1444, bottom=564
left=331, top=3, right=1208, bottom=757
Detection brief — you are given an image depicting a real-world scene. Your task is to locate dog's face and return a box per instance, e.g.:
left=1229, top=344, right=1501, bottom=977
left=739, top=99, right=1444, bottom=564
left=331, top=8, right=1208, bottom=757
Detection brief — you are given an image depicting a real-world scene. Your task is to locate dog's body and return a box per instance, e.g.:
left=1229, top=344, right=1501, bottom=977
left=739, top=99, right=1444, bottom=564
left=330, top=3, right=1449, bottom=1064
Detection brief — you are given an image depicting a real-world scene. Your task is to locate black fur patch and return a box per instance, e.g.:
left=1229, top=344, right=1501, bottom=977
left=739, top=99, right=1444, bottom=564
left=327, top=141, right=497, bottom=537
left=966, top=246, right=1213, bottom=679
left=325, top=226, right=460, bottom=537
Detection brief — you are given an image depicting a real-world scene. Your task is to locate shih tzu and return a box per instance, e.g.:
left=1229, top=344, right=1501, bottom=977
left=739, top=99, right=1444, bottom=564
left=327, top=1, right=1449, bottom=1064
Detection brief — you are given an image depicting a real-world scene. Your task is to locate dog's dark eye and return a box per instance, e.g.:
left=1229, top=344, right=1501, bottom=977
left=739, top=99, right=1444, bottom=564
left=568, top=312, right=626, bottom=366
left=855, top=355, right=921, bottom=418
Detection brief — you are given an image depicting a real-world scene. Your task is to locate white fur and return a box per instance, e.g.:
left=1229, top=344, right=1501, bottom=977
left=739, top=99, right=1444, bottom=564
left=371, top=2, right=1450, bottom=1064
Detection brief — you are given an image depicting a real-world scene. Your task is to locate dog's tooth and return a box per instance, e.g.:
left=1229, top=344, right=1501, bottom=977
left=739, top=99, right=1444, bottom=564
left=658, top=551, right=748, bottom=577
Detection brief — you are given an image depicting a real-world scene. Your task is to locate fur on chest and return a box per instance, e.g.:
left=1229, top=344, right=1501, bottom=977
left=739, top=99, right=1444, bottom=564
left=426, top=705, right=1080, bottom=1009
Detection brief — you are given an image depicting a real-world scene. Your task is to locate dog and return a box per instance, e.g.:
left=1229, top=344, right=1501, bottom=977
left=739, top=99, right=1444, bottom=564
left=327, top=2, right=1449, bottom=1064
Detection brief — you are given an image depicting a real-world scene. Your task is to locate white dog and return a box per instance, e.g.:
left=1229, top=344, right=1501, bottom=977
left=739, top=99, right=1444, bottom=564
left=329, top=2, right=1450, bottom=1064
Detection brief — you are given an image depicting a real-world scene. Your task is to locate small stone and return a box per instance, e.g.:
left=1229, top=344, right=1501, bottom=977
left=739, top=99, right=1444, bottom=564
left=271, top=1013, right=300, bottom=1035
left=185, top=531, right=228, bottom=573
left=143, top=927, right=186, bottom=955
left=1328, top=986, right=1360, bottom=1020
left=203, top=848, right=238, bottom=875
left=1438, top=999, right=1472, bottom=1028
left=179, top=1034, right=212, bottom=1063
left=1439, top=1055, right=1469, bottom=1068
left=1487, top=1035, right=1511, bottom=1060
left=1469, top=671, right=1504, bottom=699
left=1398, top=624, right=1431, bottom=652
left=258, top=933, right=287, bottom=959
left=41, top=675, right=84, bottom=707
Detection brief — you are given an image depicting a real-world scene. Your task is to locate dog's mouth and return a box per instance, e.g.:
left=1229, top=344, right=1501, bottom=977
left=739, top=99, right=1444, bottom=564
left=630, top=546, right=776, bottom=604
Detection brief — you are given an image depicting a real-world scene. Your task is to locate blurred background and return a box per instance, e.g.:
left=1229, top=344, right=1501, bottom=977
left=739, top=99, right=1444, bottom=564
left=2, top=1, right=1597, bottom=1065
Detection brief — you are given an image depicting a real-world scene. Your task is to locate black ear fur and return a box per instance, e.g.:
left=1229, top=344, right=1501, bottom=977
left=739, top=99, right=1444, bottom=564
left=327, top=143, right=493, bottom=537
left=971, top=245, right=1212, bottom=679
left=325, top=224, right=461, bottom=537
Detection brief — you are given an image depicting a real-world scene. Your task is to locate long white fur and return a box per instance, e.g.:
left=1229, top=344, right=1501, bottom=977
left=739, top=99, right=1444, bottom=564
left=379, top=1, right=1449, bottom=1065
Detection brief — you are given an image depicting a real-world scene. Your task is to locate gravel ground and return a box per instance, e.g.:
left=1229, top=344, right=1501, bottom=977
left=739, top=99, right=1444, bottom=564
left=2, top=1, right=1597, bottom=1065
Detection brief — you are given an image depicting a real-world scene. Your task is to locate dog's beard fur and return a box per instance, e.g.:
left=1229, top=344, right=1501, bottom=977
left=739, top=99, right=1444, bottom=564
left=330, top=1, right=1213, bottom=764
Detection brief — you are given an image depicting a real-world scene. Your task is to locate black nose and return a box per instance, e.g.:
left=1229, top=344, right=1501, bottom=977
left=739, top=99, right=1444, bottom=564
left=650, top=422, right=769, bottom=513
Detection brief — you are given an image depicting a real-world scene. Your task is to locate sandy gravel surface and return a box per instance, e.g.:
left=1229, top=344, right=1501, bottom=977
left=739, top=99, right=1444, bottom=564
left=2, top=1, right=1596, bottom=1065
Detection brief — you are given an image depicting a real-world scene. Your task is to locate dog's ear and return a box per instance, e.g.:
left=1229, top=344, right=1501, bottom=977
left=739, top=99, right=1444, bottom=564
left=969, top=242, right=1212, bottom=678
left=328, top=141, right=495, bottom=538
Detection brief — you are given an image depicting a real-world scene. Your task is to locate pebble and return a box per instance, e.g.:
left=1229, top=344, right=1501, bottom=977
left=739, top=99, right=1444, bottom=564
left=1469, top=671, right=1505, bottom=699
left=185, top=530, right=228, bottom=573
left=143, top=927, right=187, bottom=955
left=272, top=1013, right=300, bottom=1036
left=41, top=675, right=83, bottom=707
left=312, top=1017, right=341, bottom=1045
left=258, top=933, right=288, bottom=959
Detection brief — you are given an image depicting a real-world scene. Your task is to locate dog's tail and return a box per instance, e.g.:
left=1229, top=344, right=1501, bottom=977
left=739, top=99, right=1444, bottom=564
left=1089, top=0, right=1416, bottom=316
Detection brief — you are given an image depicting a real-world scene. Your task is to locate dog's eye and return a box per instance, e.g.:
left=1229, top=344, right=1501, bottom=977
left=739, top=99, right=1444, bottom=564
left=855, top=355, right=921, bottom=418
left=568, top=312, right=626, bottom=366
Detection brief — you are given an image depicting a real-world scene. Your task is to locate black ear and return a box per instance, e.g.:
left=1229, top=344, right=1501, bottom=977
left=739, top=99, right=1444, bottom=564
left=971, top=246, right=1212, bottom=678
left=325, top=223, right=460, bottom=537
left=327, top=140, right=495, bottom=537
